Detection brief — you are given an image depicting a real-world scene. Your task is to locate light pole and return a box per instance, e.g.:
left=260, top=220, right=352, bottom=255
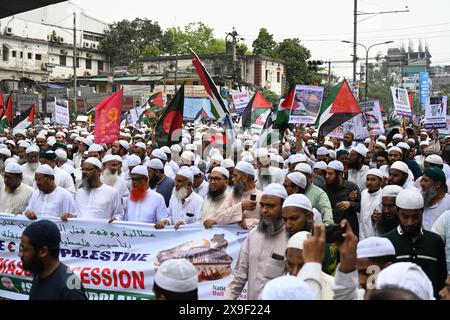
left=342, top=40, right=393, bottom=101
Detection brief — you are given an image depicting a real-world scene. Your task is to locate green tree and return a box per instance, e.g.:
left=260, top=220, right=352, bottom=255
left=252, top=28, right=277, bottom=56
left=261, top=88, right=280, bottom=106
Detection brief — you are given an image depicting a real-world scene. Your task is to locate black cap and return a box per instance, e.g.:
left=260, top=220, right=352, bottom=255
left=22, top=220, right=61, bottom=250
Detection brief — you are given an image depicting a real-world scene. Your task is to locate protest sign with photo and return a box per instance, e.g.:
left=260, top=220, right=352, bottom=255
left=424, top=96, right=447, bottom=129
left=391, top=87, right=411, bottom=117
left=289, top=85, right=324, bottom=124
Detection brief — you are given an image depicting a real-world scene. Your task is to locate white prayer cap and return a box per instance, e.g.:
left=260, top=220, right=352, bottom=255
left=425, top=155, right=443, bottom=166
left=177, top=168, right=194, bottom=182
left=396, top=189, right=424, bottom=209
left=390, top=161, right=409, bottom=174
left=274, top=155, right=285, bottom=164
left=235, top=161, right=256, bottom=176
left=287, top=231, right=310, bottom=250
left=181, top=151, right=195, bottom=162
left=324, top=140, right=334, bottom=149
left=154, top=258, right=198, bottom=293
left=312, top=132, right=318, bottom=138
left=171, top=144, right=182, bottom=153
left=185, top=144, right=196, bottom=152
left=67, top=144, right=73, bottom=149
left=55, top=149, right=67, bottom=161
left=388, top=146, right=402, bottom=155
left=242, top=155, right=255, bottom=164
left=160, top=146, right=171, bottom=154
left=102, top=154, right=116, bottom=163
left=356, top=237, right=396, bottom=259
left=261, top=275, right=313, bottom=300
left=18, top=141, right=31, bottom=149
left=209, top=148, right=220, bottom=157
left=26, top=145, right=39, bottom=154
left=378, top=135, right=387, bottom=141
left=84, top=157, right=102, bottom=169
left=88, top=144, right=103, bottom=153
left=382, top=185, right=403, bottom=197
left=5, top=140, right=15, bottom=146
left=210, top=154, right=224, bottom=163
left=328, top=160, right=344, bottom=172
left=387, top=143, right=393, bottom=148
left=212, top=167, right=229, bottom=179
left=118, top=140, right=129, bottom=150
left=375, top=262, right=434, bottom=300
left=113, top=155, right=122, bottom=163
left=131, top=165, right=148, bottom=177
left=127, top=155, right=141, bottom=167
left=289, top=153, right=307, bottom=164
left=56, top=131, right=66, bottom=138
left=283, top=194, right=312, bottom=212
left=329, top=150, right=336, bottom=160
left=419, top=141, right=429, bottom=147
left=5, top=162, right=22, bottom=174
left=364, top=138, right=371, bottom=144
left=262, top=183, right=288, bottom=199
left=152, top=149, right=167, bottom=161
left=268, top=148, right=278, bottom=155
left=352, top=144, right=368, bottom=158
left=221, top=159, right=235, bottom=168
left=287, top=172, right=307, bottom=189
left=393, top=133, right=403, bottom=140
left=313, top=161, right=327, bottom=171
left=135, top=142, right=146, bottom=150
left=0, top=148, right=11, bottom=158
left=307, top=139, right=315, bottom=144
left=375, top=142, right=387, bottom=150
left=295, top=163, right=312, bottom=175
left=15, top=129, right=27, bottom=137
left=407, top=138, right=416, bottom=145
left=316, top=147, right=329, bottom=156
left=148, top=158, right=164, bottom=170
left=367, top=168, right=383, bottom=179
left=397, top=142, right=410, bottom=150
left=35, top=164, right=54, bottom=176
left=83, top=138, right=93, bottom=147
left=255, top=148, right=269, bottom=158
left=190, top=166, right=202, bottom=176
left=70, top=133, right=78, bottom=140
left=244, top=140, right=253, bottom=147
left=4, top=158, right=17, bottom=166
left=74, top=136, right=83, bottom=143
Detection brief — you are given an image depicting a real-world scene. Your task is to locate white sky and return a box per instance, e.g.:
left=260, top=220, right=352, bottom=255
left=71, top=0, right=450, bottom=78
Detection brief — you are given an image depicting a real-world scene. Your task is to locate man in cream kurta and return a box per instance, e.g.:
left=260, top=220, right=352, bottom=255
left=0, top=162, right=34, bottom=215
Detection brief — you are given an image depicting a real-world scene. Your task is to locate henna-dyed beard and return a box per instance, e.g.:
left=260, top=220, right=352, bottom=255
left=130, top=182, right=148, bottom=202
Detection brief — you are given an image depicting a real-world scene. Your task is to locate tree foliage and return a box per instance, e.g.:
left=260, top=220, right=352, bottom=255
left=261, top=88, right=280, bottom=106
left=252, top=28, right=277, bottom=56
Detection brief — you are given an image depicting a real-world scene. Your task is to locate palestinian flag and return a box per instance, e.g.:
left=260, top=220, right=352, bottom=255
left=257, top=108, right=280, bottom=147
left=241, top=91, right=272, bottom=128
left=0, top=94, right=13, bottom=131
left=315, top=80, right=362, bottom=137
left=194, top=108, right=210, bottom=122
left=13, top=104, right=35, bottom=132
left=191, top=49, right=229, bottom=120
left=155, top=84, right=184, bottom=147
left=276, top=87, right=295, bottom=127
left=139, top=92, right=165, bottom=124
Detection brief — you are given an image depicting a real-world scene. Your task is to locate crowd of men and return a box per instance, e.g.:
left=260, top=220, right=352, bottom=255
left=1, top=120, right=450, bottom=300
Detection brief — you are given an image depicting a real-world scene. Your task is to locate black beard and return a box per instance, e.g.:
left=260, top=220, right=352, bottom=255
left=422, top=187, right=438, bottom=208
left=17, top=158, right=27, bottom=165
left=22, top=253, right=44, bottom=274
left=82, top=175, right=98, bottom=191
left=376, top=215, right=400, bottom=235
left=257, top=216, right=284, bottom=235
left=348, top=160, right=361, bottom=170
left=232, top=181, right=245, bottom=200
left=148, top=175, right=159, bottom=189
left=326, top=177, right=340, bottom=189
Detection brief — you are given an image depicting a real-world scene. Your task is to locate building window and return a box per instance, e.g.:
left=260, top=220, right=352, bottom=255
left=86, top=59, right=92, bottom=70
left=12, top=51, right=16, bottom=58
left=35, top=54, right=42, bottom=60
left=214, top=66, right=221, bottom=75
left=20, top=51, right=23, bottom=58
left=265, top=70, right=269, bottom=81
left=98, top=60, right=104, bottom=71
left=2, top=45, right=9, bottom=61
left=60, top=55, right=66, bottom=66
left=76, top=58, right=80, bottom=68
left=28, top=52, right=32, bottom=59
left=277, top=72, right=281, bottom=83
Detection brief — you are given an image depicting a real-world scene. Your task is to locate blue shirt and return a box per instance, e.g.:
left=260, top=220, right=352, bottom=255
left=155, top=176, right=174, bottom=207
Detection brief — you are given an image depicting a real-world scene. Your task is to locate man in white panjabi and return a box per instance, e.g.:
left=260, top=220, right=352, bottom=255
left=101, top=154, right=130, bottom=208
left=0, top=162, right=34, bottom=215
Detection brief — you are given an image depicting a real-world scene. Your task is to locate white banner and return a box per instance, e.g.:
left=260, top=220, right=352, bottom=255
left=129, top=106, right=143, bottom=124
left=289, top=85, right=324, bottom=124
left=54, top=97, right=70, bottom=126
left=0, top=215, right=248, bottom=300
left=251, top=109, right=271, bottom=130
left=425, top=96, right=447, bottom=129
left=359, top=100, right=385, bottom=135
left=232, top=91, right=250, bottom=115
left=391, top=87, right=411, bottom=117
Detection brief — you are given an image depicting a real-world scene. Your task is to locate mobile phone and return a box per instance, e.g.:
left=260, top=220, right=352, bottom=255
left=325, top=224, right=346, bottom=243
left=186, top=213, right=194, bottom=217
left=250, top=194, right=256, bottom=201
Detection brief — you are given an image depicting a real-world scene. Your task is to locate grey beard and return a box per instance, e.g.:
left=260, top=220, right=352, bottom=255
left=102, top=169, right=118, bottom=186
left=173, top=186, right=189, bottom=201
left=27, top=162, right=39, bottom=171
left=422, top=187, right=438, bottom=208
left=257, top=216, right=284, bottom=236
left=0, top=160, right=4, bottom=174
left=232, top=181, right=245, bottom=201
left=257, top=172, right=272, bottom=186
left=17, top=158, right=27, bottom=165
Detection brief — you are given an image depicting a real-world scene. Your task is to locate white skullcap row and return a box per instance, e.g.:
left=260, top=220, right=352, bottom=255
left=397, top=142, right=410, bottom=150
left=5, top=162, right=22, bottom=174
left=425, top=155, right=443, bottom=166
left=127, top=154, right=141, bottom=167
left=287, top=172, right=307, bottom=189
left=102, top=154, right=116, bottom=163
left=212, top=167, right=229, bottom=179
left=313, top=161, right=327, bottom=171
left=181, top=151, right=195, bottom=162
left=356, top=237, right=396, bottom=259
left=282, top=194, right=312, bottom=212
left=289, top=154, right=307, bottom=164
left=287, top=231, right=310, bottom=250
left=328, top=160, right=344, bottom=172
left=210, top=154, right=224, bottom=163
left=154, top=258, right=198, bottom=293
left=382, top=185, right=403, bottom=197
left=390, top=161, right=409, bottom=174
left=396, top=189, right=424, bottom=209
left=88, top=144, right=103, bottom=153
left=26, top=145, right=39, bottom=154
left=36, top=164, right=54, bottom=176
left=295, top=163, right=312, bottom=175
left=262, top=183, right=288, bottom=199
left=131, top=165, right=148, bottom=177
left=235, top=161, right=256, bottom=176
left=148, top=158, right=164, bottom=170
left=160, top=146, right=171, bottom=154
left=177, top=168, right=194, bottom=182
left=84, top=157, right=102, bottom=169
left=388, top=146, right=402, bottom=154
left=393, top=133, right=403, bottom=140
left=171, top=144, right=182, bottom=153
left=135, top=142, right=146, bottom=150
left=119, top=140, right=129, bottom=150
left=367, top=168, right=383, bottom=179
left=352, top=144, right=368, bottom=158
left=190, top=166, right=201, bottom=176
left=221, top=159, right=235, bottom=169
left=55, top=149, right=67, bottom=161
left=152, top=149, right=167, bottom=161
left=316, top=147, right=329, bottom=156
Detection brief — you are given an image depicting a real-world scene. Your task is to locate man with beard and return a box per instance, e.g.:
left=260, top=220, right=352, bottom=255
left=38, top=150, right=76, bottom=195
left=221, top=159, right=235, bottom=192
left=282, top=193, right=314, bottom=237
left=347, top=144, right=370, bottom=192
left=87, top=144, right=104, bottom=160
left=372, top=185, right=403, bottom=236
left=379, top=146, right=403, bottom=177
left=284, top=172, right=307, bottom=196
left=375, top=151, right=388, bottom=169
left=134, top=142, right=148, bottom=166
left=147, top=158, right=174, bottom=207
left=71, top=157, right=124, bottom=222
left=35, top=134, right=49, bottom=153
left=215, top=161, right=262, bottom=229
left=0, top=147, right=11, bottom=174
left=161, top=146, right=179, bottom=175
left=191, top=166, right=209, bottom=198
left=254, top=148, right=283, bottom=191
left=388, top=161, right=417, bottom=190
left=24, top=165, right=76, bottom=220
left=151, top=148, right=175, bottom=179
left=19, top=220, right=87, bottom=300
left=383, top=189, right=447, bottom=297
left=101, top=154, right=129, bottom=208
left=392, top=133, right=403, bottom=146
left=202, top=167, right=230, bottom=228
left=111, top=140, right=129, bottom=174
left=16, top=141, right=30, bottom=165
left=397, top=142, right=422, bottom=181
left=21, top=145, right=40, bottom=179
left=225, top=183, right=288, bottom=300
left=339, top=132, right=355, bottom=152
left=125, top=165, right=169, bottom=228
left=0, top=163, right=33, bottom=214
left=421, top=168, right=450, bottom=230
left=323, top=160, right=361, bottom=236
left=167, top=168, right=203, bottom=230
left=316, top=147, right=330, bottom=163
left=358, top=169, right=384, bottom=240
left=414, top=155, right=450, bottom=190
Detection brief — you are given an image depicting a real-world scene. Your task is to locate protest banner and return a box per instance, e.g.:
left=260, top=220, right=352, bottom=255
left=251, top=109, right=271, bottom=130
left=232, top=91, right=250, bottom=115
left=54, top=97, right=70, bottom=126
left=94, top=90, right=122, bottom=144
left=391, top=87, right=411, bottom=117
left=424, top=96, right=447, bottom=129
left=0, top=215, right=248, bottom=300
left=359, top=100, right=384, bottom=135
left=289, top=85, right=324, bottom=124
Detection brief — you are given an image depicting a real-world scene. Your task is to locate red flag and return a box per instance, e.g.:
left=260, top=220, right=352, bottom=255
left=94, top=90, right=123, bottom=144
left=5, top=94, right=13, bottom=125
left=408, top=92, right=414, bottom=110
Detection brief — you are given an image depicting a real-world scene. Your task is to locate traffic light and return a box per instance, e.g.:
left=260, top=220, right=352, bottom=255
left=308, top=60, right=323, bottom=72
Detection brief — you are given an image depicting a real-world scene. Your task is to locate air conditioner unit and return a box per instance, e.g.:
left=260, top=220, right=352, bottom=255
left=59, top=37, right=64, bottom=43
left=84, top=71, right=91, bottom=76
left=84, top=42, right=89, bottom=48
left=86, top=53, right=93, bottom=58
left=91, top=43, right=96, bottom=49
left=4, top=27, right=12, bottom=35
left=60, top=49, right=68, bottom=55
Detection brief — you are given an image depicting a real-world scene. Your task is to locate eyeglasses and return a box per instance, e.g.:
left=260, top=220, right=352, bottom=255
left=208, top=177, right=225, bottom=182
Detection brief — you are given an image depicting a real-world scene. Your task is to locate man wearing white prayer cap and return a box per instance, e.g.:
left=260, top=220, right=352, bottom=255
left=359, top=168, right=384, bottom=240
left=284, top=172, right=307, bottom=196
left=316, top=147, right=330, bottom=163
left=324, top=160, right=361, bottom=235
left=21, top=145, right=40, bottom=179
left=372, top=185, right=403, bottom=236
left=125, top=165, right=169, bottom=228
left=282, top=194, right=313, bottom=237
left=254, top=147, right=285, bottom=191
left=24, top=164, right=76, bottom=221
left=153, top=258, right=198, bottom=300
left=396, top=142, right=422, bottom=181
left=225, top=183, right=289, bottom=300
left=348, top=144, right=370, bottom=192
left=191, top=166, right=209, bottom=198
left=215, top=161, right=262, bottom=229
left=87, top=143, right=104, bottom=160
left=374, top=262, right=434, bottom=300
left=180, top=151, right=195, bottom=167
left=313, top=161, right=327, bottom=180
left=161, top=145, right=179, bottom=176
left=388, top=161, right=417, bottom=190
left=392, top=133, right=403, bottom=145
left=221, top=158, right=235, bottom=192
left=339, top=131, right=355, bottom=152
left=261, top=275, right=313, bottom=300
left=383, top=189, right=447, bottom=297
left=134, top=142, right=148, bottom=166
left=101, top=154, right=129, bottom=206
left=0, top=162, right=34, bottom=215
left=202, top=167, right=230, bottom=228
left=147, top=158, right=175, bottom=208
left=71, top=158, right=124, bottom=222
left=288, top=154, right=307, bottom=172
left=152, top=148, right=175, bottom=180
left=167, top=168, right=204, bottom=230
left=39, top=150, right=76, bottom=195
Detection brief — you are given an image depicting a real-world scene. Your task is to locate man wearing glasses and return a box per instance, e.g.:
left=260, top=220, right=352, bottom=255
left=202, top=167, right=230, bottom=228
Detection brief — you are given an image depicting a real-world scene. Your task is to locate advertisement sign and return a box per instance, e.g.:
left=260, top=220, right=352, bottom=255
left=419, top=72, right=429, bottom=111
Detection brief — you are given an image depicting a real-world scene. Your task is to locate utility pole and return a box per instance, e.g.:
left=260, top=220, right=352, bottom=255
left=353, top=0, right=357, bottom=84
left=73, top=12, right=77, bottom=106
left=226, top=28, right=244, bottom=89
left=328, top=60, right=332, bottom=85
